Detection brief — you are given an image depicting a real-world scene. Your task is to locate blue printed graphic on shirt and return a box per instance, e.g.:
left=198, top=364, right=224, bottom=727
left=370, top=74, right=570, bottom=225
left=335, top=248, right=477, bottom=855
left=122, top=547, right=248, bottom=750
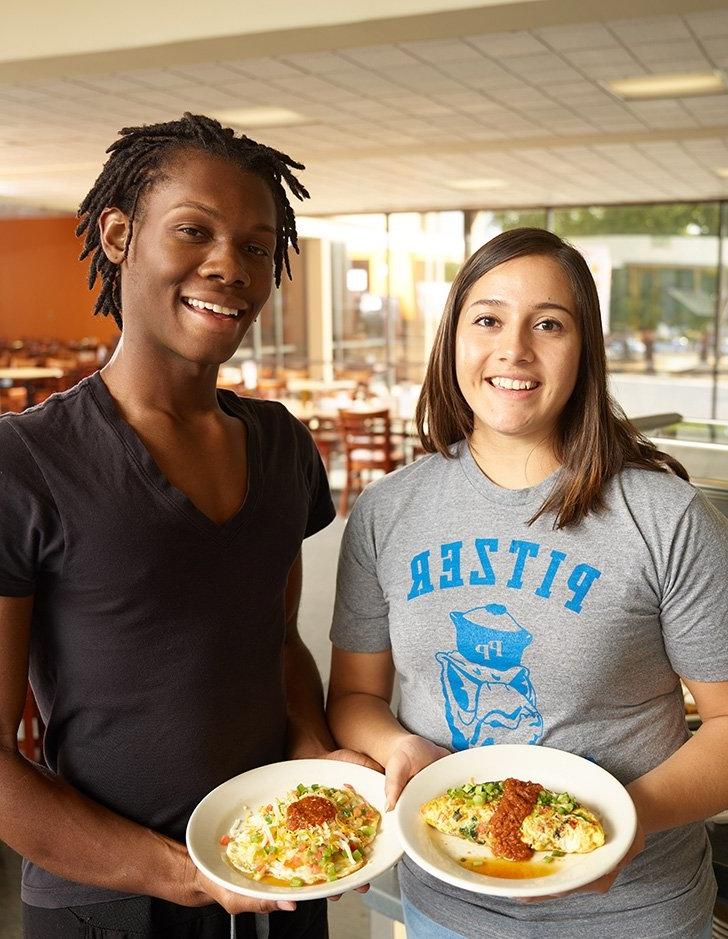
left=403, top=538, right=603, bottom=750
left=437, top=603, right=543, bottom=749
left=406, top=538, right=601, bottom=614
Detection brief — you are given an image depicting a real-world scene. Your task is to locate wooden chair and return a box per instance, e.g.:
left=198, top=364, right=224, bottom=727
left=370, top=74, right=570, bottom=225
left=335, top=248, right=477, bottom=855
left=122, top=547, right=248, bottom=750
left=19, top=685, right=44, bottom=762
left=337, top=408, right=405, bottom=514
left=303, top=415, right=340, bottom=472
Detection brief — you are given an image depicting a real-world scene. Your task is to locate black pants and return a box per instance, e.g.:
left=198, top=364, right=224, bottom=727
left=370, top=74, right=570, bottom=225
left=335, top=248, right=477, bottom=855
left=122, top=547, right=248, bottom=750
left=22, top=896, right=328, bottom=939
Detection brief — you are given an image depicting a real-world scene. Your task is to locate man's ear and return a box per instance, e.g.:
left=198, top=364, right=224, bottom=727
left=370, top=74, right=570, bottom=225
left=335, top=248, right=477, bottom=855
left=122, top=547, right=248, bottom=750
left=98, top=207, right=131, bottom=264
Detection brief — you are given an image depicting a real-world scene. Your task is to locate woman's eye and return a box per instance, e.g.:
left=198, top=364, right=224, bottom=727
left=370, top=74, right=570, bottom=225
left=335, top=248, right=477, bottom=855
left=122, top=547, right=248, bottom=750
left=474, top=315, right=499, bottom=328
left=535, top=319, right=562, bottom=332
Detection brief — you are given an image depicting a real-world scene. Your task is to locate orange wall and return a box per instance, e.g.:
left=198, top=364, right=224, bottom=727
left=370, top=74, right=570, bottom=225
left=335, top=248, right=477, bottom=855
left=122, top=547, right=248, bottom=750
left=0, top=216, right=117, bottom=344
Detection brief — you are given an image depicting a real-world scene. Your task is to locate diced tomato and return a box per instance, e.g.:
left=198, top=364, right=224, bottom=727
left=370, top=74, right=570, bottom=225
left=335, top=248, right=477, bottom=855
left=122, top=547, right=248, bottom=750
left=219, top=835, right=231, bottom=845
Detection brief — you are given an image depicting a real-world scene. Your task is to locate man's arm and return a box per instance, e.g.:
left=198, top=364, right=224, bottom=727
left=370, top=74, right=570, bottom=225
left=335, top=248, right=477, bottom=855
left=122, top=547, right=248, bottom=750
left=0, top=595, right=293, bottom=914
left=283, top=552, right=380, bottom=769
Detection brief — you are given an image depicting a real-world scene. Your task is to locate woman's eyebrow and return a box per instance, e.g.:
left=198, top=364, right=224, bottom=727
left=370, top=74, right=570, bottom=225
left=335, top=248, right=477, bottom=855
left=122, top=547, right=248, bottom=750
left=465, top=297, right=574, bottom=318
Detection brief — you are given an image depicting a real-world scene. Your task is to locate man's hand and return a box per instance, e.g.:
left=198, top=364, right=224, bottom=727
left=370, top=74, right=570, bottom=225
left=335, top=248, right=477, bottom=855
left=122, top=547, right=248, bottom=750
left=385, top=734, right=450, bottom=810
left=177, top=850, right=296, bottom=914
left=520, top=820, right=645, bottom=903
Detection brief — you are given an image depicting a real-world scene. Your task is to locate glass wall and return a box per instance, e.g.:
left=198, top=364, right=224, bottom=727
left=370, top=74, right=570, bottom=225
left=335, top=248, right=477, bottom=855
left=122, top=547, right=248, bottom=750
left=330, top=211, right=465, bottom=384
left=553, top=204, right=724, bottom=421
left=238, top=199, right=728, bottom=421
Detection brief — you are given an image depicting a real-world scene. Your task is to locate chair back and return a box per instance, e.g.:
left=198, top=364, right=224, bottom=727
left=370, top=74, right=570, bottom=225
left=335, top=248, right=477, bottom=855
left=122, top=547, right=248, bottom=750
left=338, top=407, right=397, bottom=472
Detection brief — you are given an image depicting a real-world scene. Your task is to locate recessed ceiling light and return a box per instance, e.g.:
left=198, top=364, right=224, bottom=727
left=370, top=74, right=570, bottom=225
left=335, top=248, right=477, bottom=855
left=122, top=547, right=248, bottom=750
left=447, top=178, right=507, bottom=190
left=212, top=108, right=309, bottom=128
left=606, top=71, right=726, bottom=100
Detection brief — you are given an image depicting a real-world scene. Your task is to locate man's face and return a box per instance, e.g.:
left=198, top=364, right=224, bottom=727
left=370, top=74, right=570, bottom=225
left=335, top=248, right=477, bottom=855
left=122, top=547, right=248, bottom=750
left=108, top=149, right=278, bottom=367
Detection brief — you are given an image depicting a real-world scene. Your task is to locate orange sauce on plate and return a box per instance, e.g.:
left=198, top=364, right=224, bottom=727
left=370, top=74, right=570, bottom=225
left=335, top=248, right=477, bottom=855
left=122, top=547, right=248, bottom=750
left=259, top=875, right=317, bottom=886
left=459, top=856, right=557, bottom=879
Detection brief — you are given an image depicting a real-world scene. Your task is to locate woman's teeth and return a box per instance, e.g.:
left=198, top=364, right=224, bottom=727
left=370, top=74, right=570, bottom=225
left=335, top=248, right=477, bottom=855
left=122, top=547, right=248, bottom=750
left=185, top=297, right=239, bottom=317
left=490, top=376, right=538, bottom=390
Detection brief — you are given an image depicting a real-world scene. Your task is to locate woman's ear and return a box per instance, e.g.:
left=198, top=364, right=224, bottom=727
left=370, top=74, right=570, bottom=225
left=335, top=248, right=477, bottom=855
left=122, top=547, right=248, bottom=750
left=98, top=207, right=130, bottom=264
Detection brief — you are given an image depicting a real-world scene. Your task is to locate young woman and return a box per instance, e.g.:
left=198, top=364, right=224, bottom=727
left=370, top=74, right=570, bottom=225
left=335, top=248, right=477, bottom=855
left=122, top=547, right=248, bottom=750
left=327, top=228, right=728, bottom=939
left=0, top=113, right=369, bottom=939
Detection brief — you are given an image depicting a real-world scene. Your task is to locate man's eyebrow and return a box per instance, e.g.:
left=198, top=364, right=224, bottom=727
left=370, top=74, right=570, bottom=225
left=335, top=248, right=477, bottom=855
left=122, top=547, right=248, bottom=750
left=465, top=297, right=575, bottom=317
left=169, top=201, right=276, bottom=234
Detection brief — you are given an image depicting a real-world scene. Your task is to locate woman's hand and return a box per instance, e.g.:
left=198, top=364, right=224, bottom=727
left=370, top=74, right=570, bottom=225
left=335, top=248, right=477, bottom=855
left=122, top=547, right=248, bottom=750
left=385, top=734, right=450, bottom=810
left=521, top=819, right=646, bottom=903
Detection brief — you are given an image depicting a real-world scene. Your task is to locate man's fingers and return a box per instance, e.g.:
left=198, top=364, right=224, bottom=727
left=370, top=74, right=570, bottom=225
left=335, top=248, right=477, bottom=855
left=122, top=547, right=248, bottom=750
left=222, top=895, right=296, bottom=914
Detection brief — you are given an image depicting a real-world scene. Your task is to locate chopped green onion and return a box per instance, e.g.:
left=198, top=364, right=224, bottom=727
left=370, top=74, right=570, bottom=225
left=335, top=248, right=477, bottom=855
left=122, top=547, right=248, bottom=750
left=290, top=877, right=304, bottom=887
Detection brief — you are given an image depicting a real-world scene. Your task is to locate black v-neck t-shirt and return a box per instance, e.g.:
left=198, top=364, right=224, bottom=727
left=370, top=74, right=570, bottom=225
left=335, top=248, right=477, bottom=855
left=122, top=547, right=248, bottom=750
left=0, top=372, right=335, bottom=907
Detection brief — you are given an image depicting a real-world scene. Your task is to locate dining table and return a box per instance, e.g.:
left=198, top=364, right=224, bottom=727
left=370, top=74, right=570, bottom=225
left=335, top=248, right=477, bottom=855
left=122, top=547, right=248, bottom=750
left=0, top=366, right=64, bottom=408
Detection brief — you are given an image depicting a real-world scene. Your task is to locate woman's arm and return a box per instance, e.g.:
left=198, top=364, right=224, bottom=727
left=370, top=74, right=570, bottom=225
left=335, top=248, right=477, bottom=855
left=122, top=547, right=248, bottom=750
left=327, top=646, right=448, bottom=808
left=627, top=677, right=728, bottom=832
left=530, top=678, right=728, bottom=902
left=0, top=595, right=294, bottom=915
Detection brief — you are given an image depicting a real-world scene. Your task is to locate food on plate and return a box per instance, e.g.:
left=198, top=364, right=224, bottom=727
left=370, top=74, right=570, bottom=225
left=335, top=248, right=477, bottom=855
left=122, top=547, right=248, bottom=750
left=421, top=777, right=605, bottom=861
left=222, top=783, right=380, bottom=886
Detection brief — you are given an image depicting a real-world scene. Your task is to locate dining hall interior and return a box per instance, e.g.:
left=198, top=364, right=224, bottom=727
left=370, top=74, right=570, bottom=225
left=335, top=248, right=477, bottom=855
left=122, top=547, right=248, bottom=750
left=1, top=0, right=728, bottom=936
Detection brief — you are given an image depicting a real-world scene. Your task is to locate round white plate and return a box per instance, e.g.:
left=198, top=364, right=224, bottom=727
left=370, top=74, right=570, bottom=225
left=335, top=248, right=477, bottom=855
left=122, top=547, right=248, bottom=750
left=394, top=744, right=637, bottom=898
left=186, top=759, right=402, bottom=901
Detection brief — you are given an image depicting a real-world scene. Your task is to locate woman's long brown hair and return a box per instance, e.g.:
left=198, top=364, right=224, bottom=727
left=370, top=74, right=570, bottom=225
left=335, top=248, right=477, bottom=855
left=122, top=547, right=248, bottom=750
left=415, top=228, right=688, bottom=529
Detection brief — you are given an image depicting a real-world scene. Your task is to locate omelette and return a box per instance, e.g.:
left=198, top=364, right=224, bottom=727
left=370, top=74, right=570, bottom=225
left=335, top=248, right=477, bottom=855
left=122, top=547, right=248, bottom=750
left=421, top=778, right=605, bottom=860
left=223, top=783, right=380, bottom=886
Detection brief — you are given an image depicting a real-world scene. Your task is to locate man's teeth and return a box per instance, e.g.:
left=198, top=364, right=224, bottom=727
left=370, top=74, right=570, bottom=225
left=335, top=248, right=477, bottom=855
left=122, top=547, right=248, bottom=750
left=186, top=297, right=239, bottom=317
left=490, top=376, right=538, bottom=390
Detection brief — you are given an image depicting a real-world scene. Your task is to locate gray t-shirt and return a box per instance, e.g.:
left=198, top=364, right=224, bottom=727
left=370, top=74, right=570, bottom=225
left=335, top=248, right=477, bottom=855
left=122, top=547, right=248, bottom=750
left=331, top=441, right=728, bottom=939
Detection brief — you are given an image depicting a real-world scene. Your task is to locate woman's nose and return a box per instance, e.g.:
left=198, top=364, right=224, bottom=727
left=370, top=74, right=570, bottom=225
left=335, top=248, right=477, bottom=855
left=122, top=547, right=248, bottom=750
left=498, top=323, right=534, bottom=363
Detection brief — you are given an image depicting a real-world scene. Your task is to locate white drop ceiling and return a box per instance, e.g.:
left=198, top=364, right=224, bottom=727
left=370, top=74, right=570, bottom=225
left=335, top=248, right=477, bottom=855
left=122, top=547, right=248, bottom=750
left=1, top=4, right=727, bottom=216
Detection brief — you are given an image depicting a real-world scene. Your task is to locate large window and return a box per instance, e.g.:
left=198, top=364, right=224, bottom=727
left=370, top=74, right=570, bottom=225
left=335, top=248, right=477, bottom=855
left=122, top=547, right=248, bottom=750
left=553, top=204, right=724, bottom=421
left=330, top=212, right=465, bottom=383
left=237, top=200, right=728, bottom=421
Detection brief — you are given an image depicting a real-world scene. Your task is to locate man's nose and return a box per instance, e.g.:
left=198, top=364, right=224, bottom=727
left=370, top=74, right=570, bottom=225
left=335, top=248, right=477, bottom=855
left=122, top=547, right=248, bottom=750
left=199, top=243, right=251, bottom=287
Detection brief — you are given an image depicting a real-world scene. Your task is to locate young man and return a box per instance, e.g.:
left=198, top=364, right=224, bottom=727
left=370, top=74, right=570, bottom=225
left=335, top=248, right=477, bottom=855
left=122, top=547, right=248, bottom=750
left=0, top=113, right=367, bottom=938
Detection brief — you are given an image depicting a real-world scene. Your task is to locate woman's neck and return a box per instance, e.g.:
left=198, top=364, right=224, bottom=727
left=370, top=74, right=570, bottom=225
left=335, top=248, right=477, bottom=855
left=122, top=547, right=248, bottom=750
left=467, top=432, right=561, bottom=490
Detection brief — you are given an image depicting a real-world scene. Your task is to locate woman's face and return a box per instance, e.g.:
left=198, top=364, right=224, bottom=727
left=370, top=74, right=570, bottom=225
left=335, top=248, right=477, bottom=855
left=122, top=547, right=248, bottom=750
left=455, top=254, right=581, bottom=452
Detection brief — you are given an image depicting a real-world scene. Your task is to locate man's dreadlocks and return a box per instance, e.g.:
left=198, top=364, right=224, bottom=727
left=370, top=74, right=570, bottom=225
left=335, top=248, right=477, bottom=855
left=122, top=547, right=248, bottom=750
left=76, top=112, right=309, bottom=329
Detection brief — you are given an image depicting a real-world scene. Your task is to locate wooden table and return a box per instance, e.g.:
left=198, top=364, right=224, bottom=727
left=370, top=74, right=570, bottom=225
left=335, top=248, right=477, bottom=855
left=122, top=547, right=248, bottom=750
left=0, top=367, right=64, bottom=408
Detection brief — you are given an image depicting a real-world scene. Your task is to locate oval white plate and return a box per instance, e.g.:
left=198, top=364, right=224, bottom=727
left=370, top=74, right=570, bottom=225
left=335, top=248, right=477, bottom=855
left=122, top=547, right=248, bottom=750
left=186, top=759, right=402, bottom=901
left=394, top=744, right=637, bottom=898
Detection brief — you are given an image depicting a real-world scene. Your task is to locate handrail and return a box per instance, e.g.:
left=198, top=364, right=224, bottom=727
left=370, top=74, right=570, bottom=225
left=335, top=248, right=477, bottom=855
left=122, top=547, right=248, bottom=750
left=630, top=413, right=682, bottom=432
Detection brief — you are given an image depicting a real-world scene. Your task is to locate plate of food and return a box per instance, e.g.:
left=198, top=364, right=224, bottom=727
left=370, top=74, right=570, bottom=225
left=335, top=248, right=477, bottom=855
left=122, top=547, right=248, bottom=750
left=186, top=759, right=402, bottom=901
left=394, top=744, right=637, bottom=898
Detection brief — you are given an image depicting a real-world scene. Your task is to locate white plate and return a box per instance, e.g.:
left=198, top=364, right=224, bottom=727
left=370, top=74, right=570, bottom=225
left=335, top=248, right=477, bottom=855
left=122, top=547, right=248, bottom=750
left=394, top=744, right=637, bottom=898
left=186, top=759, right=402, bottom=901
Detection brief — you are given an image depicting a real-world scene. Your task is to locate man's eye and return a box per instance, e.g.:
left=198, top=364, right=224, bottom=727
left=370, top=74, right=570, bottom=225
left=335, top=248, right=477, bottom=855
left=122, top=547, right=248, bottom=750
left=247, top=244, right=271, bottom=257
left=178, top=226, right=203, bottom=237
